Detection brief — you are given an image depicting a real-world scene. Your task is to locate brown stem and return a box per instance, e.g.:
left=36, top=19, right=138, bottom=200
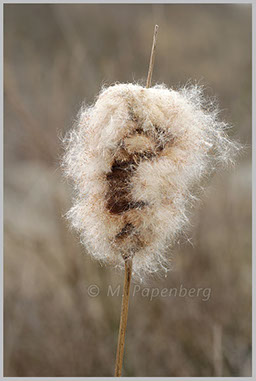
left=146, top=25, right=159, bottom=88
left=114, top=258, right=133, bottom=377
left=114, top=25, right=159, bottom=377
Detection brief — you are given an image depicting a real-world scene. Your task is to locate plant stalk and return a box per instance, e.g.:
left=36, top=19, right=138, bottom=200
left=146, top=24, right=159, bottom=88
left=114, top=24, right=159, bottom=377
left=114, top=258, right=133, bottom=377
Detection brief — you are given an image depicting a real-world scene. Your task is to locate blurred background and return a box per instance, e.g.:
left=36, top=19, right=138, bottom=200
left=4, top=4, right=251, bottom=377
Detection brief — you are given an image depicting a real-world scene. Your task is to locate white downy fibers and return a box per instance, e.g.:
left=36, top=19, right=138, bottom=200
left=63, top=83, right=239, bottom=279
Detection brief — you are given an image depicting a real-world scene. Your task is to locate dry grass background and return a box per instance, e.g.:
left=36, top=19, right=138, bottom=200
left=4, top=4, right=251, bottom=377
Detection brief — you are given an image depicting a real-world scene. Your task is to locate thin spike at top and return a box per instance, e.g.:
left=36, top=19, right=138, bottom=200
left=146, top=25, right=159, bottom=88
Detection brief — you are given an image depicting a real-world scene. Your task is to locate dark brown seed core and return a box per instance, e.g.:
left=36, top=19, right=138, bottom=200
left=106, top=120, right=175, bottom=240
left=115, top=223, right=134, bottom=239
left=106, top=158, right=137, bottom=215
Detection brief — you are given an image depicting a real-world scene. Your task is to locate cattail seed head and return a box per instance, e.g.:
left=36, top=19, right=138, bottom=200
left=63, top=83, right=240, bottom=279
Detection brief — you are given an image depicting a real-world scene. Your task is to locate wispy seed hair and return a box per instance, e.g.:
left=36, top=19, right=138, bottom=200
left=62, top=83, right=240, bottom=280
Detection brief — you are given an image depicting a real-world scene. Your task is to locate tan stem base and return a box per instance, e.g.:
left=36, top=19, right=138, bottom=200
left=114, top=258, right=133, bottom=377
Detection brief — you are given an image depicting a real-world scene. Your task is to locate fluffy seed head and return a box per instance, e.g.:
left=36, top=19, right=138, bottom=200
left=63, top=83, right=239, bottom=279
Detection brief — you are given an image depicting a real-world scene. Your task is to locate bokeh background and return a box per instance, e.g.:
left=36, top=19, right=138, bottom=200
left=4, top=4, right=252, bottom=377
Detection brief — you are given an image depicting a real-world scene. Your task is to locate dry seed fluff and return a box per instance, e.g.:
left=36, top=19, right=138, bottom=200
left=63, top=83, right=239, bottom=279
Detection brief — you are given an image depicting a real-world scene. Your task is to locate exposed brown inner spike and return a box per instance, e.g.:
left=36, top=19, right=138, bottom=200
left=106, top=158, right=136, bottom=215
left=106, top=119, right=176, bottom=239
left=116, top=223, right=134, bottom=239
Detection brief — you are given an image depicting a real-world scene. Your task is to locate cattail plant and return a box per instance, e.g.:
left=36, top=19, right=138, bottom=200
left=62, top=25, right=239, bottom=377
